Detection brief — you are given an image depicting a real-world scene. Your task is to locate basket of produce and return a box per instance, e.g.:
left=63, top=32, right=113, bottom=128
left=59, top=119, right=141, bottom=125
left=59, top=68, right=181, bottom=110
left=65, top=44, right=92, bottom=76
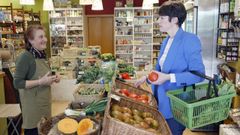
left=38, top=113, right=100, bottom=135
left=229, top=108, right=240, bottom=126
left=76, top=61, right=116, bottom=84
left=73, top=84, right=105, bottom=105
left=113, top=80, right=157, bottom=108
left=117, top=62, right=135, bottom=77
left=217, top=64, right=236, bottom=83
left=167, top=71, right=236, bottom=129
left=102, top=95, right=172, bottom=135
left=66, top=98, right=108, bottom=117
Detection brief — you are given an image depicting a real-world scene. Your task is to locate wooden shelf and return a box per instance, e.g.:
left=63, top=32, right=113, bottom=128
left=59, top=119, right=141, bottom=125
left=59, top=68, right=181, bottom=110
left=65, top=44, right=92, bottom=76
left=49, top=8, right=84, bottom=56
left=114, top=7, right=162, bottom=71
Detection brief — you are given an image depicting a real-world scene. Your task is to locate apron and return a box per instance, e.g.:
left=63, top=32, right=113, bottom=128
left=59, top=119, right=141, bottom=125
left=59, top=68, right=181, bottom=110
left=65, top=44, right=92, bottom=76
left=19, top=59, right=51, bottom=129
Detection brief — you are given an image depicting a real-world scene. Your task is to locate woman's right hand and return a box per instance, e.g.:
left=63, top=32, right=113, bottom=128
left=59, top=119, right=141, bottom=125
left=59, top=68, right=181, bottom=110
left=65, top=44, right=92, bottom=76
left=134, top=76, right=147, bottom=87
left=38, top=72, right=56, bottom=86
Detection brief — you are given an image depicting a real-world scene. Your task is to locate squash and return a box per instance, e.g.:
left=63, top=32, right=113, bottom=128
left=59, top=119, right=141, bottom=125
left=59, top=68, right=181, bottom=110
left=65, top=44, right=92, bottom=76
left=77, top=118, right=94, bottom=135
left=57, top=118, right=78, bottom=134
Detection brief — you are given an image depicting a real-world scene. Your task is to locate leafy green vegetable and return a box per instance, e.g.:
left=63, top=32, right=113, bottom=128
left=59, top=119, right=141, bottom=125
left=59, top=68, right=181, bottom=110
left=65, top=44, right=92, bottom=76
left=217, top=79, right=236, bottom=96
left=84, top=98, right=108, bottom=114
left=77, top=87, right=105, bottom=95
left=100, top=53, right=115, bottom=62
left=118, top=63, right=135, bottom=75
left=76, top=66, right=101, bottom=84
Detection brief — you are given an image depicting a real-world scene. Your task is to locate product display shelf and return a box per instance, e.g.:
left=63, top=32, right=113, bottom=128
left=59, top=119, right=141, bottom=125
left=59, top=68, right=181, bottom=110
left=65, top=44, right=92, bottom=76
left=114, top=8, right=134, bottom=65
left=0, top=3, right=14, bottom=42
left=29, top=10, right=41, bottom=26
left=115, top=7, right=164, bottom=71
left=49, top=8, right=84, bottom=57
left=216, top=0, right=239, bottom=62
left=0, top=3, right=25, bottom=60
left=153, top=7, right=161, bottom=67
left=11, top=7, right=25, bottom=52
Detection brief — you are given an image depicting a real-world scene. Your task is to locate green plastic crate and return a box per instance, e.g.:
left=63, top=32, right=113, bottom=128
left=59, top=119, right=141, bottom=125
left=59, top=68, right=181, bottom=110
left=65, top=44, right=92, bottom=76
left=167, top=83, right=235, bottom=129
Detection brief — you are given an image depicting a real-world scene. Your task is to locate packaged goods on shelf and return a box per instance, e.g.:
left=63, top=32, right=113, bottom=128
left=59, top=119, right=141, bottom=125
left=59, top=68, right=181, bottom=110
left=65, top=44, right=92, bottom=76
left=49, top=8, right=84, bottom=56
left=114, top=7, right=163, bottom=71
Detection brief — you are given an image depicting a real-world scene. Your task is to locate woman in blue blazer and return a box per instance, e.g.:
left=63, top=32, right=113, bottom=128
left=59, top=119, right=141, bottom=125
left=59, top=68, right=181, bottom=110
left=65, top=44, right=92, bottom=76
left=135, top=1, right=205, bottom=135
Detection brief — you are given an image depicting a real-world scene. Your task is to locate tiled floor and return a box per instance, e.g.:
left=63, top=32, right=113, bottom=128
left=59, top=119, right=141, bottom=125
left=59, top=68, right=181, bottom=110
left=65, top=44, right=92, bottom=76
left=51, top=101, right=219, bottom=135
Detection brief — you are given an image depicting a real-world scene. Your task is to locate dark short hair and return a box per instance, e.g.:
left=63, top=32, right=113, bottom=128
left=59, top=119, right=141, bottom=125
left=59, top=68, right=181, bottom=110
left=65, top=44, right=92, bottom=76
left=24, top=25, right=45, bottom=51
left=159, top=1, right=187, bottom=27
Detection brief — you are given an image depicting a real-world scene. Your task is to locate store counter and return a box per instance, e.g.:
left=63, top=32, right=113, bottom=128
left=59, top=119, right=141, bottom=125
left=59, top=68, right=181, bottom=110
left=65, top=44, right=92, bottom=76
left=51, top=79, right=79, bottom=101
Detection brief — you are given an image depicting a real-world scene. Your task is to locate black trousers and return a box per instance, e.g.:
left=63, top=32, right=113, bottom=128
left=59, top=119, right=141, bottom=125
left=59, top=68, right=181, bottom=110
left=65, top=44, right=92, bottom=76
left=24, top=128, right=38, bottom=135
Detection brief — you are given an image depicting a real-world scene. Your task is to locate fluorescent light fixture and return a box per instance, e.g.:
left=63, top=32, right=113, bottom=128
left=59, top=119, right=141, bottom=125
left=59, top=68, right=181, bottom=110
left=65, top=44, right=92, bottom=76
left=184, top=0, right=194, bottom=5
left=92, top=0, right=103, bottom=11
left=184, top=0, right=194, bottom=9
left=152, top=0, right=159, bottom=4
left=142, top=0, right=153, bottom=9
left=20, top=0, right=35, bottom=5
left=43, top=0, right=54, bottom=11
left=79, top=0, right=93, bottom=5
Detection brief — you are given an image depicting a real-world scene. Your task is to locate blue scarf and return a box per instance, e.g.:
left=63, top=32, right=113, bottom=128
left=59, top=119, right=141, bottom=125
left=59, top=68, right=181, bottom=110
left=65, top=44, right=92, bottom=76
left=29, top=47, right=46, bottom=59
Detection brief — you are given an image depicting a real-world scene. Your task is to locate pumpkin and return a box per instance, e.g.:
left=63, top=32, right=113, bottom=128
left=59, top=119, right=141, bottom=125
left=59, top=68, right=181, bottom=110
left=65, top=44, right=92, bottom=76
left=57, top=118, right=78, bottom=134
left=77, top=118, right=94, bottom=135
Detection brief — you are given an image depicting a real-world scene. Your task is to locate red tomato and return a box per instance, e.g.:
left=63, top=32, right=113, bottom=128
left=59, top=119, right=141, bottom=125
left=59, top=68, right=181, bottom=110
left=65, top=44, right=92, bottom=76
left=121, top=73, right=131, bottom=79
left=139, top=94, right=149, bottom=101
left=148, top=72, right=158, bottom=82
left=140, top=99, right=148, bottom=104
left=128, top=93, right=138, bottom=99
left=119, top=89, right=129, bottom=96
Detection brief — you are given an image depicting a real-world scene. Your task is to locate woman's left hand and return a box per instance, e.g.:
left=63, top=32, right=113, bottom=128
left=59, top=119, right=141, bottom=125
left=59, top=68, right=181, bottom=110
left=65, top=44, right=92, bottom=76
left=149, top=71, right=170, bottom=85
left=53, top=74, right=61, bottom=83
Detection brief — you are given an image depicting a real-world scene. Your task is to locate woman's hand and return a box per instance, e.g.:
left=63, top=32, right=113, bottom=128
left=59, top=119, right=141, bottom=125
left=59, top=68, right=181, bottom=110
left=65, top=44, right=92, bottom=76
left=149, top=71, right=170, bottom=85
left=134, top=76, right=147, bottom=87
left=38, top=72, right=57, bottom=86
left=53, top=74, right=61, bottom=83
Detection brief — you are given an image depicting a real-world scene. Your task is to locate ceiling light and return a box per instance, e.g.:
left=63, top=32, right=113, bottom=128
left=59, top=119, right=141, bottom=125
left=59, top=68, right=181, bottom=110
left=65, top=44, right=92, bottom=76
left=152, top=0, right=159, bottom=4
left=20, top=0, right=35, bottom=5
left=92, top=0, right=103, bottom=11
left=43, top=0, right=54, bottom=11
left=79, top=0, right=93, bottom=5
left=142, top=0, right=153, bottom=9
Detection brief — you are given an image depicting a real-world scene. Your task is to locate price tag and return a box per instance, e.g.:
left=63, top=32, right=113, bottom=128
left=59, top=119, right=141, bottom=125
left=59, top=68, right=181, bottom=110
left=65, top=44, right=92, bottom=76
left=110, top=94, right=121, bottom=101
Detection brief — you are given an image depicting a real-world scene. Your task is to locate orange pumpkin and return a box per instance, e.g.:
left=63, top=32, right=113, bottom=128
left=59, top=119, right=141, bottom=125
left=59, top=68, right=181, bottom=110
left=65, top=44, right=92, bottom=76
left=57, top=118, right=78, bottom=134
left=77, top=118, right=94, bottom=135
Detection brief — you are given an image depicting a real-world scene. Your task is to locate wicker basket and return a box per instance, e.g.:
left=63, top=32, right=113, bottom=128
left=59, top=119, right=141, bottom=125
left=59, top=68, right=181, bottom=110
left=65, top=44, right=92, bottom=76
left=101, top=96, right=172, bottom=135
left=38, top=113, right=100, bottom=135
left=113, top=80, right=158, bottom=108
left=73, top=84, right=105, bottom=105
left=218, top=64, right=236, bottom=83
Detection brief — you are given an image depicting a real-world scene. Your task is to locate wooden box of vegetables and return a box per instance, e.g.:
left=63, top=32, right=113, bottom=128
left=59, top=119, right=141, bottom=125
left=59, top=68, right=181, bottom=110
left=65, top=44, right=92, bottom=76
left=102, top=96, right=172, bottom=135
left=112, top=80, right=158, bottom=108
left=73, top=84, right=105, bottom=105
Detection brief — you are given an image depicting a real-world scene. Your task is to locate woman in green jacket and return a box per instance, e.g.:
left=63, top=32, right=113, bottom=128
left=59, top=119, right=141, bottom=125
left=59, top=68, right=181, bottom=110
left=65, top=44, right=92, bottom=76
left=14, top=25, right=60, bottom=135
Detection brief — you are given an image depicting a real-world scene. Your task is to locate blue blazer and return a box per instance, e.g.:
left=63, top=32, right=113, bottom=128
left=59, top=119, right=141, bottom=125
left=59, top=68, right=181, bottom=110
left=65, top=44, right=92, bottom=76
left=152, top=28, right=205, bottom=119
